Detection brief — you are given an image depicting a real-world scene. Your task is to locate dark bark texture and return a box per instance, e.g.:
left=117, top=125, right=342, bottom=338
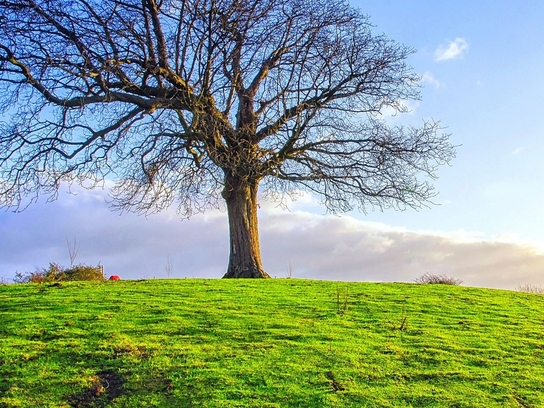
left=222, top=175, right=269, bottom=278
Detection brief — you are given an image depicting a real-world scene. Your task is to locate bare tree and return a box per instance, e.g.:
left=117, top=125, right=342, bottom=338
left=0, top=0, right=455, bottom=278
left=66, top=236, right=80, bottom=267
left=165, top=254, right=174, bottom=278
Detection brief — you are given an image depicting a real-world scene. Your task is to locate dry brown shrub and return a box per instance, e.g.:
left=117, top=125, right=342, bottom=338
left=415, top=273, right=462, bottom=285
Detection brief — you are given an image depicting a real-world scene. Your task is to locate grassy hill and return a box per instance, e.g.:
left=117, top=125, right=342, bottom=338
left=1, top=279, right=544, bottom=407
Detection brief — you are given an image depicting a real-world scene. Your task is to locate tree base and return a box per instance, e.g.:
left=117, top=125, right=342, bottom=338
left=222, top=266, right=271, bottom=279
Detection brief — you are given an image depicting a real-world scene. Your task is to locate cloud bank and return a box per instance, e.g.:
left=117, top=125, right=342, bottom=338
left=2, top=188, right=544, bottom=290
left=435, top=38, right=469, bottom=61
left=261, top=210, right=544, bottom=289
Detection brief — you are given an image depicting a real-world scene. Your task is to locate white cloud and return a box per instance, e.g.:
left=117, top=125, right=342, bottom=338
left=420, top=71, right=441, bottom=88
left=377, top=99, right=421, bottom=122
left=434, top=38, right=469, bottom=61
left=259, top=211, right=544, bottom=289
left=2, top=188, right=544, bottom=290
left=511, top=147, right=524, bottom=155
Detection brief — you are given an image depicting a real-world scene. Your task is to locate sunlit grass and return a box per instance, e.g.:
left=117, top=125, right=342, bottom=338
left=1, top=279, right=544, bottom=407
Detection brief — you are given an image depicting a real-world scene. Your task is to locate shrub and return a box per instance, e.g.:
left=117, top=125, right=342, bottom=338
left=517, top=284, right=544, bottom=294
left=14, top=263, right=63, bottom=284
left=415, top=273, right=462, bottom=286
left=64, top=264, right=106, bottom=282
left=14, top=263, right=105, bottom=283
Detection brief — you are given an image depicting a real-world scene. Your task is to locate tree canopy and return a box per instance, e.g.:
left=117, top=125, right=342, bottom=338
left=0, top=0, right=455, bottom=278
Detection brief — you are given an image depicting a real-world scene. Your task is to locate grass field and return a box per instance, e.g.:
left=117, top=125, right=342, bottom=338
left=1, top=279, right=544, bottom=407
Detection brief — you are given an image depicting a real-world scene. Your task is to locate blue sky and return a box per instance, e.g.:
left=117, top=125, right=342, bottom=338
left=2, top=1, right=544, bottom=288
left=357, top=0, right=544, bottom=237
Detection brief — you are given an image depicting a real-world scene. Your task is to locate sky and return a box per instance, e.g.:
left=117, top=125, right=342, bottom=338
left=2, top=0, right=544, bottom=289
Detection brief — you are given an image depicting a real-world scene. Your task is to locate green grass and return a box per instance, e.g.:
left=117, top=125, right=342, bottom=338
left=1, top=279, right=544, bottom=407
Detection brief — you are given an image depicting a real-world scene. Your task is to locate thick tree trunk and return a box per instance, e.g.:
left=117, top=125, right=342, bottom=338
left=222, top=174, right=270, bottom=278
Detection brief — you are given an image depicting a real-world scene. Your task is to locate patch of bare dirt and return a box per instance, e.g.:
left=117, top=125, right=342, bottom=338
left=67, top=370, right=125, bottom=408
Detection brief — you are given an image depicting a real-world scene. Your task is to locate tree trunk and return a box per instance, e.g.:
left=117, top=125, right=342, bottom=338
left=222, top=174, right=270, bottom=278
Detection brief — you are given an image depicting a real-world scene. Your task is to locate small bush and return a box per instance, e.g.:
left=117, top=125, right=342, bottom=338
left=14, top=263, right=105, bottom=283
left=517, top=284, right=544, bottom=294
left=64, top=264, right=106, bottom=282
left=415, top=273, right=462, bottom=286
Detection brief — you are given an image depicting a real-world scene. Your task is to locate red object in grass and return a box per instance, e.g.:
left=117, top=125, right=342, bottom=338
left=109, top=275, right=121, bottom=281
